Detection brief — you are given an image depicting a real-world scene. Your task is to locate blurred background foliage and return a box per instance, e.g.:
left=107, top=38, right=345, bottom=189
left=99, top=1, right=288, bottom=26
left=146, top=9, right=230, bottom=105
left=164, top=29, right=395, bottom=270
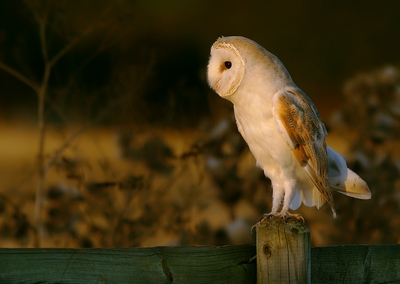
left=0, top=0, right=399, bottom=248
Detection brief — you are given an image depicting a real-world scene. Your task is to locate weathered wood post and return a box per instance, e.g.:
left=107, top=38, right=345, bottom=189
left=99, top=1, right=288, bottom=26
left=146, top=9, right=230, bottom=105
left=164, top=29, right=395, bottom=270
left=256, top=217, right=310, bottom=284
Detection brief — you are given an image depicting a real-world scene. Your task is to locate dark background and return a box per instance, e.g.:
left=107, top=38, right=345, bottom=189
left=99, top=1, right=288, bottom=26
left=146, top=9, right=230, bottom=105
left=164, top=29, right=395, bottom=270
left=1, top=1, right=400, bottom=123
left=0, top=1, right=399, bottom=248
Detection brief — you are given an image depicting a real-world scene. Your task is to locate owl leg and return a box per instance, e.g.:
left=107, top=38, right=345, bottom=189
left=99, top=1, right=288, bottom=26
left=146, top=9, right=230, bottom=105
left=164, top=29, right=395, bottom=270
left=251, top=181, right=284, bottom=232
left=271, top=181, right=284, bottom=214
left=276, top=182, right=304, bottom=222
left=258, top=181, right=283, bottom=219
left=251, top=181, right=279, bottom=232
left=251, top=180, right=303, bottom=232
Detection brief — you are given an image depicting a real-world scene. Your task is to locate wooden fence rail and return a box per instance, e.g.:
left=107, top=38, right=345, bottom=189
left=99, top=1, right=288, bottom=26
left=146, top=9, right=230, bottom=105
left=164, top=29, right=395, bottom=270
left=0, top=219, right=399, bottom=283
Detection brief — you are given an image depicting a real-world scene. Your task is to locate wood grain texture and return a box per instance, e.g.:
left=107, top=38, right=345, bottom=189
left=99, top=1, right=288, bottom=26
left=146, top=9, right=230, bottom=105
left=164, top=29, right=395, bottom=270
left=256, top=218, right=311, bottom=284
left=0, top=242, right=399, bottom=283
left=0, top=245, right=256, bottom=284
left=312, top=244, right=400, bottom=283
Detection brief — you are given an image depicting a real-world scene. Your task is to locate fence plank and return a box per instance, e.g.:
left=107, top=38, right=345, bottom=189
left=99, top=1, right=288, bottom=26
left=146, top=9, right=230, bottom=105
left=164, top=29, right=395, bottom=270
left=1, top=243, right=400, bottom=283
left=312, top=244, right=400, bottom=283
left=0, top=245, right=256, bottom=284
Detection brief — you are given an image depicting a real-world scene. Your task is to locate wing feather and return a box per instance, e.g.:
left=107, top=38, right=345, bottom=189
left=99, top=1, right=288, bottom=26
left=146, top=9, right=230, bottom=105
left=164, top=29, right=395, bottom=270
left=273, top=88, right=336, bottom=216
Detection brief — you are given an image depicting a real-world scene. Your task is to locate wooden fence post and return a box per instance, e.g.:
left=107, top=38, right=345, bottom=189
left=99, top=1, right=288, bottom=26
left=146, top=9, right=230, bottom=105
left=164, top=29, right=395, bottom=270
left=256, top=217, right=311, bottom=284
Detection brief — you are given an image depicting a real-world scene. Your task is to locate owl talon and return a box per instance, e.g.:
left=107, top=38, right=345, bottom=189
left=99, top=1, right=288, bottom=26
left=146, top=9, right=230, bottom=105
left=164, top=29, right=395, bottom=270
left=251, top=212, right=279, bottom=233
left=259, top=212, right=276, bottom=222
left=252, top=212, right=304, bottom=232
left=278, top=212, right=305, bottom=224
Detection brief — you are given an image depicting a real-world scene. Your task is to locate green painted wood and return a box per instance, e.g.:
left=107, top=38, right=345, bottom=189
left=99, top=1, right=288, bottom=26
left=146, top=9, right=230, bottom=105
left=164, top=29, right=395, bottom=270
left=1, top=243, right=400, bottom=283
left=0, top=245, right=257, bottom=284
left=311, top=244, right=400, bottom=283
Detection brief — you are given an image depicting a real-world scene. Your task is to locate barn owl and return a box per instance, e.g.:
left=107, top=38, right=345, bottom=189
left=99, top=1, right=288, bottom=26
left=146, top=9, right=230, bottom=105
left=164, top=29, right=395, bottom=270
left=207, top=36, right=371, bottom=220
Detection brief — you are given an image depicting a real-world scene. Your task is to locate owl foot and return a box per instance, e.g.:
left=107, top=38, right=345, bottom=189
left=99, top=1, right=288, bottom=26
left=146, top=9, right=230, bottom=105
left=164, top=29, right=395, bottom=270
left=250, top=213, right=276, bottom=233
left=251, top=211, right=304, bottom=233
left=276, top=211, right=305, bottom=223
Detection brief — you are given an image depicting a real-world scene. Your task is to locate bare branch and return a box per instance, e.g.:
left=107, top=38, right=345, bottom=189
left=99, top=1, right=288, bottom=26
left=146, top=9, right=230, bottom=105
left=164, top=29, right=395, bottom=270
left=43, top=122, right=92, bottom=173
left=39, top=19, right=49, bottom=63
left=0, top=61, right=39, bottom=93
left=48, top=1, right=117, bottom=67
left=49, top=25, right=95, bottom=67
left=22, top=0, right=42, bottom=24
left=43, top=88, right=137, bottom=173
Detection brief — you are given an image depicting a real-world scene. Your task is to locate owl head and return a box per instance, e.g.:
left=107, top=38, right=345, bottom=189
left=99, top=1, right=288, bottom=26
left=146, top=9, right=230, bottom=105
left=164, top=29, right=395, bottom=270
left=207, top=36, right=292, bottom=100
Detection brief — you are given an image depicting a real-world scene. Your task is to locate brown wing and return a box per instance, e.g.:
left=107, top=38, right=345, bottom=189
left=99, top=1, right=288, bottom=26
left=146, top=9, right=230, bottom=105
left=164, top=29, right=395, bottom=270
left=273, top=88, right=336, bottom=216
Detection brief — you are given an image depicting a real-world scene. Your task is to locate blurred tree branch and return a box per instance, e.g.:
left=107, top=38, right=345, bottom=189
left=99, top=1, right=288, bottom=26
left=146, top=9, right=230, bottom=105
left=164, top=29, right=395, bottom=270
left=0, top=0, right=137, bottom=247
left=0, top=62, right=39, bottom=93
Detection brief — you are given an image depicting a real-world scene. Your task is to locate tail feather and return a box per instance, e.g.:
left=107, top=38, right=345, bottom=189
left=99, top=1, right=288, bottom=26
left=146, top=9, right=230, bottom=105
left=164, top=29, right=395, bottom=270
left=330, top=169, right=371, bottom=199
left=327, top=146, right=371, bottom=200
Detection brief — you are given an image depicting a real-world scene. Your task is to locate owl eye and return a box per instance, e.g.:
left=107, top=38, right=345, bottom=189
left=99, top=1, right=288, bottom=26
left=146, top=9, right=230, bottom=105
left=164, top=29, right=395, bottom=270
left=224, top=61, right=232, bottom=69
